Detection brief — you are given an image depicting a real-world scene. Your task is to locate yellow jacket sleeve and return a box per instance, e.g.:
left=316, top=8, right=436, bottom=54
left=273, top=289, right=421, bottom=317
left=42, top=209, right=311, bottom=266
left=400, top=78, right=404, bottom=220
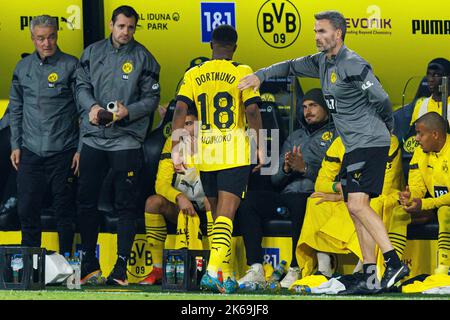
left=422, top=193, right=450, bottom=210
left=155, top=137, right=181, bottom=204
left=409, top=97, right=426, bottom=126
left=382, top=135, right=404, bottom=197
left=314, top=137, right=345, bottom=193
left=407, top=148, right=428, bottom=200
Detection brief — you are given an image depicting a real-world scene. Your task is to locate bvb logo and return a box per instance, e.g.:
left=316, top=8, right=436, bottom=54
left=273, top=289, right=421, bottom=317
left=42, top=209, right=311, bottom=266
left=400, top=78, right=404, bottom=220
left=122, top=62, right=133, bottom=74
left=403, top=136, right=419, bottom=153
left=48, top=73, right=58, bottom=83
left=128, top=238, right=152, bottom=278
left=322, top=131, right=333, bottom=141
left=257, top=0, right=301, bottom=49
left=163, top=123, right=172, bottom=138
left=261, top=93, right=275, bottom=102
left=330, top=72, right=337, bottom=84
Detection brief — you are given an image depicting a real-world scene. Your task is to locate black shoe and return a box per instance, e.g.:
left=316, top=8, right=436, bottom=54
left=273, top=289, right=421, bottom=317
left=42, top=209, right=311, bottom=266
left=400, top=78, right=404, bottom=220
left=381, top=262, right=410, bottom=289
left=340, top=278, right=383, bottom=295
left=106, top=262, right=128, bottom=286
left=80, top=258, right=102, bottom=285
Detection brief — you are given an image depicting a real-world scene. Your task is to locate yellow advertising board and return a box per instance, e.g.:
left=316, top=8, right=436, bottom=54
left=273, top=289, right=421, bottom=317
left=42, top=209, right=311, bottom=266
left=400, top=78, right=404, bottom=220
left=103, top=0, right=449, bottom=108
left=0, top=1, right=84, bottom=99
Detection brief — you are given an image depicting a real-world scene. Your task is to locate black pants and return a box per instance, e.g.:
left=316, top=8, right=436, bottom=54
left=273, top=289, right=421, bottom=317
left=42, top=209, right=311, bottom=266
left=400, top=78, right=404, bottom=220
left=77, top=144, right=142, bottom=261
left=17, top=147, right=76, bottom=254
left=236, top=190, right=310, bottom=267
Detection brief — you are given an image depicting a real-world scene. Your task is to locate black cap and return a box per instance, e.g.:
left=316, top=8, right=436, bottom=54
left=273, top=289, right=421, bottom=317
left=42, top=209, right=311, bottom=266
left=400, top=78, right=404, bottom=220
left=301, top=88, right=327, bottom=112
left=427, top=57, right=450, bottom=76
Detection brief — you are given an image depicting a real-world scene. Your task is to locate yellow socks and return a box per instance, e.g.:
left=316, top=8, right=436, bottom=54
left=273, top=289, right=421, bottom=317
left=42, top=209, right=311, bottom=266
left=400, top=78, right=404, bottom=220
left=207, top=215, right=233, bottom=276
left=144, top=212, right=167, bottom=268
left=221, top=246, right=234, bottom=280
left=206, top=210, right=214, bottom=249
left=388, top=206, right=411, bottom=258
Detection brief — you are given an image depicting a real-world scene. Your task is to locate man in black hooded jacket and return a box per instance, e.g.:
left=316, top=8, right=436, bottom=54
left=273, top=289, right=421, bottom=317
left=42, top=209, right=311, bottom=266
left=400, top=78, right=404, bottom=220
left=236, top=88, right=336, bottom=289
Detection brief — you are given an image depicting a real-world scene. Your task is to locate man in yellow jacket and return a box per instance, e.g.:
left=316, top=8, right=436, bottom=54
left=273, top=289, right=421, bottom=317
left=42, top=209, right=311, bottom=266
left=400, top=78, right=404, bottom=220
left=140, top=106, right=211, bottom=285
left=394, top=112, right=450, bottom=275
left=296, top=134, right=403, bottom=292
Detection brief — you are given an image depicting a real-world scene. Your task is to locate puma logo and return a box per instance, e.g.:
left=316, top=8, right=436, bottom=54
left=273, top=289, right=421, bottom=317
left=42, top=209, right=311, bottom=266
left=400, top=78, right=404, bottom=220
left=180, top=180, right=199, bottom=195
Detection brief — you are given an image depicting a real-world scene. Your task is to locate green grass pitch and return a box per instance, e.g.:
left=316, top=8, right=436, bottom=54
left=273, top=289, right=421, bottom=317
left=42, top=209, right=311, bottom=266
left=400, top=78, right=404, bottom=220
left=1, top=284, right=449, bottom=300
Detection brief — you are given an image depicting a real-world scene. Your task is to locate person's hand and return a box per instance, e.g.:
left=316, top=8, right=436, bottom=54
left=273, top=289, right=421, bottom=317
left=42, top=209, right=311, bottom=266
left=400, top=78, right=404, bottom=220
left=10, top=149, right=20, bottom=171
left=115, top=101, right=129, bottom=121
left=311, top=192, right=343, bottom=204
left=287, top=145, right=306, bottom=173
left=404, top=198, right=422, bottom=213
left=171, top=143, right=187, bottom=174
left=283, top=151, right=292, bottom=173
left=71, top=152, right=80, bottom=175
left=398, top=186, right=412, bottom=207
left=252, top=146, right=266, bottom=173
left=89, top=104, right=103, bottom=125
left=203, top=197, right=211, bottom=212
left=237, top=74, right=261, bottom=92
left=176, top=193, right=196, bottom=216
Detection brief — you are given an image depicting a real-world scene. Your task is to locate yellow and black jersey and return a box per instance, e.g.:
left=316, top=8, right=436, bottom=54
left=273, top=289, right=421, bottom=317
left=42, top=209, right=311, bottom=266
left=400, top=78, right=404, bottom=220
left=408, top=134, right=450, bottom=210
left=176, top=59, right=261, bottom=171
left=410, top=96, right=450, bottom=126
left=315, top=135, right=403, bottom=196
left=155, top=137, right=205, bottom=210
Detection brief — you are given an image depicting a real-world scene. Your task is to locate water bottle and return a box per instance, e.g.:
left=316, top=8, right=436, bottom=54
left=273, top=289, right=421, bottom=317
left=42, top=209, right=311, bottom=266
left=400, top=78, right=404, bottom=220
left=67, top=252, right=81, bottom=289
left=238, top=282, right=262, bottom=292
left=290, top=284, right=311, bottom=295
left=269, top=260, right=287, bottom=282
left=175, top=256, right=185, bottom=285
left=195, top=256, right=204, bottom=285
left=264, top=281, right=281, bottom=293
left=64, top=252, right=71, bottom=267
left=72, top=252, right=81, bottom=289
left=11, top=254, right=23, bottom=284
left=165, top=256, right=176, bottom=284
left=276, top=207, right=290, bottom=218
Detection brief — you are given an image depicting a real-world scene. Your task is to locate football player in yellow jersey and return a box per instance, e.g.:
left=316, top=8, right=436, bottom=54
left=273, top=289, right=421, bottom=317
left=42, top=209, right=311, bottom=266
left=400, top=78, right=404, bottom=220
left=399, top=58, right=450, bottom=169
left=172, top=25, right=264, bottom=293
left=409, top=58, right=450, bottom=127
left=296, top=134, right=403, bottom=294
left=139, top=106, right=212, bottom=285
left=394, top=112, right=450, bottom=275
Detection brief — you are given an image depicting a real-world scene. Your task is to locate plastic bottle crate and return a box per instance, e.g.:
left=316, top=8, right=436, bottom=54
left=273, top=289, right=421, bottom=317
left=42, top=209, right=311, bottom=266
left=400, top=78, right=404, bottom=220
left=0, top=246, right=46, bottom=290
left=162, top=248, right=209, bottom=292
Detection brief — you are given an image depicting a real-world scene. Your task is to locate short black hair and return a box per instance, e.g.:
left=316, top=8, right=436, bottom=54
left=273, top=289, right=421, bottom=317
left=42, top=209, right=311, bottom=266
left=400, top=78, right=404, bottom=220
left=112, top=5, right=139, bottom=25
left=315, top=10, right=346, bottom=41
left=187, top=105, right=198, bottom=118
left=416, top=111, right=448, bottom=136
left=211, top=24, right=237, bottom=45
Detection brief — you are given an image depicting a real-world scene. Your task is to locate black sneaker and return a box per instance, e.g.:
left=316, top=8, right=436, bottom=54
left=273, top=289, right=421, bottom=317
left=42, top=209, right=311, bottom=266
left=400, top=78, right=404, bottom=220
left=106, top=262, right=128, bottom=286
left=381, top=262, right=410, bottom=289
left=340, top=277, right=383, bottom=295
left=80, top=258, right=102, bottom=285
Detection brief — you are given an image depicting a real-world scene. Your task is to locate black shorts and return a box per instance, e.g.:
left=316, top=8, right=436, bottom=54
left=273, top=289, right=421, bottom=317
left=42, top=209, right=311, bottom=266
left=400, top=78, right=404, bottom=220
left=339, top=146, right=389, bottom=201
left=200, top=165, right=251, bottom=199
